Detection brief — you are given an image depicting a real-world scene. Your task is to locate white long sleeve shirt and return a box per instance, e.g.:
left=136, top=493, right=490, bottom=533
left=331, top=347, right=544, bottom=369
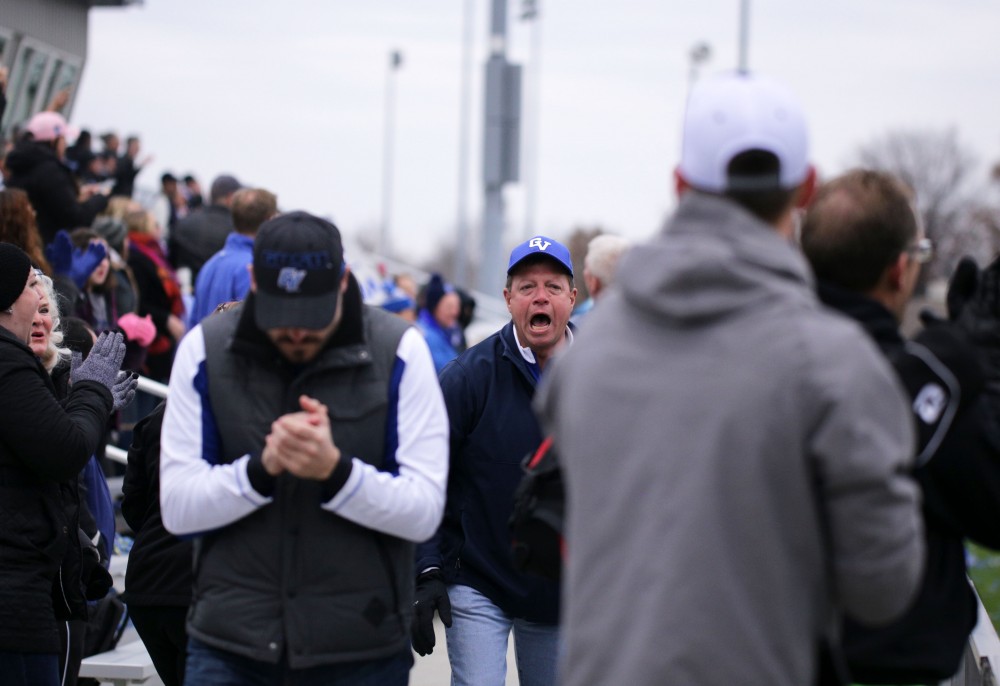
left=160, top=323, right=449, bottom=543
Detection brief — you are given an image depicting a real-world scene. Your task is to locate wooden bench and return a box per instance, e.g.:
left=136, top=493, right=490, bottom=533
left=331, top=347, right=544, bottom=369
left=79, top=638, right=161, bottom=686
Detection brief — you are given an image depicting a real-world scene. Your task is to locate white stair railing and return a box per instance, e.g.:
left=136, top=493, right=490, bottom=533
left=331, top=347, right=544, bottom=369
left=943, top=586, right=1000, bottom=686
left=105, top=375, right=169, bottom=466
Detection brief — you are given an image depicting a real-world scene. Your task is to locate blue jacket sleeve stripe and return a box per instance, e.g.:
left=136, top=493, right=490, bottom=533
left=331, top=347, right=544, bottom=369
left=193, top=359, right=221, bottom=467
left=382, top=356, right=406, bottom=476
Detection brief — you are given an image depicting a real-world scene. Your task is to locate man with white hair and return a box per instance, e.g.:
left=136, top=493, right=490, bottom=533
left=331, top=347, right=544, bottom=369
left=571, top=233, right=630, bottom=322
left=536, top=72, right=924, bottom=686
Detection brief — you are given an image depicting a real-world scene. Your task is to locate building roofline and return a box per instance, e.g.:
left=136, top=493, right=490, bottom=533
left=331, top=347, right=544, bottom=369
left=87, top=0, right=142, bottom=7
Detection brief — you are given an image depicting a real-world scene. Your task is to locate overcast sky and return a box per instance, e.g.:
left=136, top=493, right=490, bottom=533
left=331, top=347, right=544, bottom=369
left=73, top=0, right=1000, bottom=272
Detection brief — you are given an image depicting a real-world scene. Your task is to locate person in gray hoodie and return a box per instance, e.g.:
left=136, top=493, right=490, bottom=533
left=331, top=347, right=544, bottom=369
left=535, top=71, right=924, bottom=686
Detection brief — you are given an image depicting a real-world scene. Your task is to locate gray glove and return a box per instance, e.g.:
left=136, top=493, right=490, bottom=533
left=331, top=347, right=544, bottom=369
left=111, top=371, right=139, bottom=411
left=70, top=331, right=127, bottom=399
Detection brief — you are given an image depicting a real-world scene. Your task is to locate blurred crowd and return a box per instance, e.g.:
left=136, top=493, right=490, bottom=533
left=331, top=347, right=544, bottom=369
left=5, top=63, right=1000, bottom=686
left=0, top=79, right=491, bottom=684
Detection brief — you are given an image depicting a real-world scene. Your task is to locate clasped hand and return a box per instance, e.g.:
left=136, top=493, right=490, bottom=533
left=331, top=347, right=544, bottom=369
left=261, top=395, right=341, bottom=480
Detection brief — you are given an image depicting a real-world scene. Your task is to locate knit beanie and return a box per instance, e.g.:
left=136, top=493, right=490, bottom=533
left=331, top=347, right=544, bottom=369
left=0, top=243, right=32, bottom=311
left=93, top=216, right=128, bottom=256
left=424, top=273, right=452, bottom=315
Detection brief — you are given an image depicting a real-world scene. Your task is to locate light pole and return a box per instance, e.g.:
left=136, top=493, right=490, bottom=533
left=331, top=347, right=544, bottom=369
left=454, top=0, right=475, bottom=288
left=381, top=49, right=403, bottom=259
left=737, top=0, right=750, bottom=71
left=479, top=0, right=522, bottom=295
left=521, top=0, right=541, bottom=241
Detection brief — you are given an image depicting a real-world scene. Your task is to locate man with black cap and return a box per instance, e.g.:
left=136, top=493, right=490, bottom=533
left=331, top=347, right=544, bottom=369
left=411, top=235, right=575, bottom=685
left=168, top=173, right=242, bottom=282
left=535, top=72, right=925, bottom=686
left=159, top=211, right=449, bottom=685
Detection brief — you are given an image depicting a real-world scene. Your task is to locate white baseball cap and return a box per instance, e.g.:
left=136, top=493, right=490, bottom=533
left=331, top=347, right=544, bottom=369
left=678, top=71, right=809, bottom=193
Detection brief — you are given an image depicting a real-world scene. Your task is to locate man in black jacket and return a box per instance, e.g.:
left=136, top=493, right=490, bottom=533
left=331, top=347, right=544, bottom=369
left=111, top=135, right=150, bottom=198
left=801, top=169, right=1000, bottom=684
left=168, top=174, right=241, bottom=281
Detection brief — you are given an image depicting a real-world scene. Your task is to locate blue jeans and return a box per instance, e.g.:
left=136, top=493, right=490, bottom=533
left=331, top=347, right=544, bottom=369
left=184, top=638, right=412, bottom=686
left=0, top=652, right=59, bottom=686
left=445, top=584, right=559, bottom=686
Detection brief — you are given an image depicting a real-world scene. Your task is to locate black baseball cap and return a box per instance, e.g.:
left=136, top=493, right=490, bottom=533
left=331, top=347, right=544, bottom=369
left=253, top=212, right=345, bottom=330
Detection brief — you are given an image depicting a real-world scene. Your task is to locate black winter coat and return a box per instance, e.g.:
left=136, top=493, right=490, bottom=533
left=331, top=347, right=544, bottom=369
left=122, top=401, right=193, bottom=606
left=0, top=326, right=112, bottom=653
left=5, top=141, right=108, bottom=245
left=820, top=283, right=1000, bottom=684
left=168, top=204, right=233, bottom=279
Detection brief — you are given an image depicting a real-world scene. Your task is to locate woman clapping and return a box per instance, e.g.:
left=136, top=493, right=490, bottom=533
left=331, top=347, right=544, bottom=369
left=0, top=243, right=136, bottom=686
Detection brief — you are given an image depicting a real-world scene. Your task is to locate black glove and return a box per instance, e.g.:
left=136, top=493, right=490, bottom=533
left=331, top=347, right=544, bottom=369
left=71, top=331, right=127, bottom=397
left=947, top=256, right=981, bottom=321
left=411, top=569, right=452, bottom=656
left=955, top=257, right=1000, bottom=337
left=953, top=256, right=1000, bottom=382
left=920, top=256, right=982, bottom=328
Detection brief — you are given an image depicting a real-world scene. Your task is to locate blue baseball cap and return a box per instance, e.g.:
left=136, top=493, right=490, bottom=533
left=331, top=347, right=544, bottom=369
left=507, top=236, right=573, bottom=276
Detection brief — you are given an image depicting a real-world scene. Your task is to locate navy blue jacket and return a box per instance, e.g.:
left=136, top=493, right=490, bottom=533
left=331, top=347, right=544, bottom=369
left=416, top=322, right=559, bottom=623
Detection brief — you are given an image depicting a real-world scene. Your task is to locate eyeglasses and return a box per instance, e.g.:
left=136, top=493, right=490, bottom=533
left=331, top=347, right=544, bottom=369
left=906, top=238, right=934, bottom=265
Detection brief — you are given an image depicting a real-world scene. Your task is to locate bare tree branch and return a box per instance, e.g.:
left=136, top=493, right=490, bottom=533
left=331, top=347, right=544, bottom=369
left=854, top=128, right=988, bottom=283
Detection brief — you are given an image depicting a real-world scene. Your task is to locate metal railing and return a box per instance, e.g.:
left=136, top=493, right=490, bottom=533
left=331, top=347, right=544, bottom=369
left=104, top=375, right=168, bottom=466
left=945, top=592, right=1000, bottom=686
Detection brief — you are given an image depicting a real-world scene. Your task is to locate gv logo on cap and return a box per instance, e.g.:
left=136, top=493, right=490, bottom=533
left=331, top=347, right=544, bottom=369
left=277, top=267, right=307, bottom=293
left=529, top=237, right=551, bottom=252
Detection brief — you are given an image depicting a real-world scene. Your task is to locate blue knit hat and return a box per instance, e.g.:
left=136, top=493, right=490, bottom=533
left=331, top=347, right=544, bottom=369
left=424, top=273, right=454, bottom=315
